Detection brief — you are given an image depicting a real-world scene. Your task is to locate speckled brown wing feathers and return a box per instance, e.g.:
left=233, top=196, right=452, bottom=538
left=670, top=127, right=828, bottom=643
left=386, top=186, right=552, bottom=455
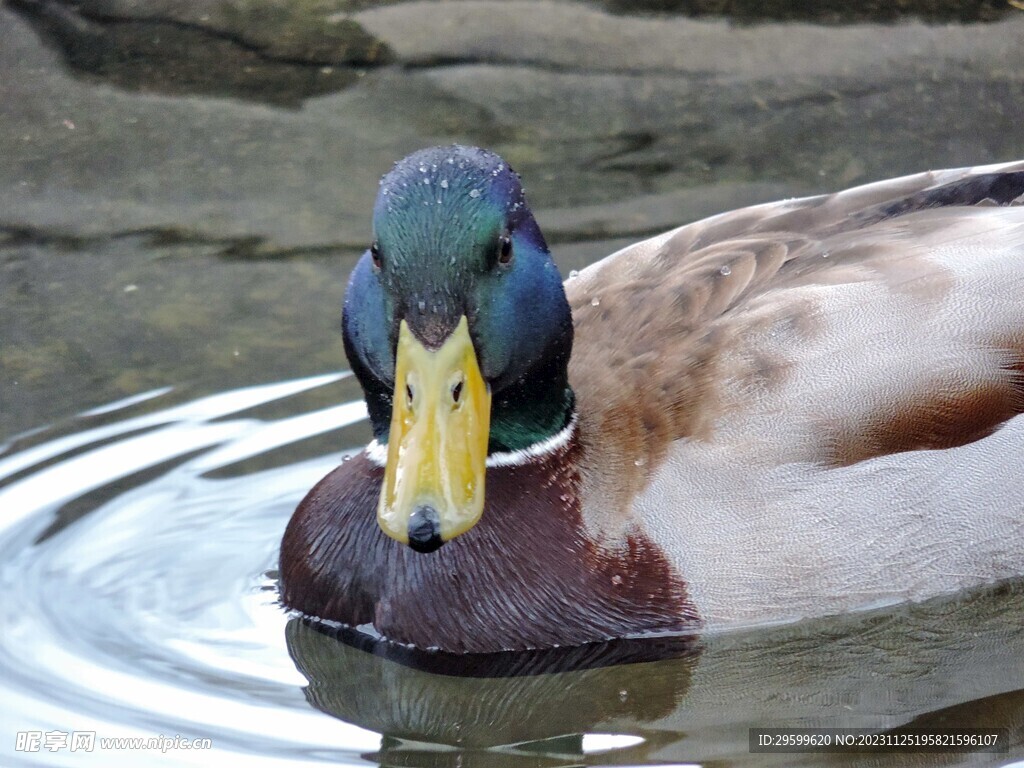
left=565, top=165, right=1024, bottom=514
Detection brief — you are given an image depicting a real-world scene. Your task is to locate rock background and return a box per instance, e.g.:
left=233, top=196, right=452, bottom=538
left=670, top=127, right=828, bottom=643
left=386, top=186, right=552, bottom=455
left=2, top=0, right=1024, bottom=439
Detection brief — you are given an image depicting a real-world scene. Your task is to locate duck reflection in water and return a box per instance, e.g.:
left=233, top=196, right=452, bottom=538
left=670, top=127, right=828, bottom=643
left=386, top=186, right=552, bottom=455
left=284, top=581, right=1024, bottom=768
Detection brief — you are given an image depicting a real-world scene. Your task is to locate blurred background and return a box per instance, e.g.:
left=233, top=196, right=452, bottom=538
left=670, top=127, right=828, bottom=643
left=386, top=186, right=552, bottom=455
left=3, top=0, right=1024, bottom=442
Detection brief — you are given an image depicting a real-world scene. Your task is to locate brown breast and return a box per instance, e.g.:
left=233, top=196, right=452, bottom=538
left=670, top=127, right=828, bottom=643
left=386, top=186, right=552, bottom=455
left=279, top=437, right=700, bottom=653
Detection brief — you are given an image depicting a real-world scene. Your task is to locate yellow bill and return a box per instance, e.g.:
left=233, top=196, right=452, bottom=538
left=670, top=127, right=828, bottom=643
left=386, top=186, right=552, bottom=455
left=378, top=315, right=491, bottom=551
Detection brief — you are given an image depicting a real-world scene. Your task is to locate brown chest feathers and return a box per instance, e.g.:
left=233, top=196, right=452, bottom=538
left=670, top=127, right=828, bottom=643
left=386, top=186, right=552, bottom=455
left=279, top=437, right=700, bottom=653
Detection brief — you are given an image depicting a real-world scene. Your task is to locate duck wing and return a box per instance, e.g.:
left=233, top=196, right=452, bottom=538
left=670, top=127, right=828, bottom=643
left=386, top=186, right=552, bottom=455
left=566, top=162, right=1024, bottom=625
left=567, top=162, right=1024, bottom=485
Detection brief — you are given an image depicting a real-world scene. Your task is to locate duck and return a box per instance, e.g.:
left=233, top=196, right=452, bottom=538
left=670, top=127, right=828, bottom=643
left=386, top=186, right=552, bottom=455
left=280, top=145, right=1024, bottom=654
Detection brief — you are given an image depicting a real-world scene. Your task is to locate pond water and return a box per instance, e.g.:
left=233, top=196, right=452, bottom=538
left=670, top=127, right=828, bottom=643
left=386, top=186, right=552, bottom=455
left=6, top=382, right=1024, bottom=765
left=3, top=1, right=1024, bottom=766
left=2, top=378, right=1024, bottom=767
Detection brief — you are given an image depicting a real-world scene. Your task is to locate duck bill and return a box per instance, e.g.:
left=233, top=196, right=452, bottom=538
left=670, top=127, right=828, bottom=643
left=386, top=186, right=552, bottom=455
left=378, top=316, right=491, bottom=552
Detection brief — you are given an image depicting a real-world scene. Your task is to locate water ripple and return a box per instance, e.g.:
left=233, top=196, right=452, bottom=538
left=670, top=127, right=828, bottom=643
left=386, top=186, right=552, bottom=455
left=0, top=374, right=378, bottom=767
left=2, top=375, right=1023, bottom=768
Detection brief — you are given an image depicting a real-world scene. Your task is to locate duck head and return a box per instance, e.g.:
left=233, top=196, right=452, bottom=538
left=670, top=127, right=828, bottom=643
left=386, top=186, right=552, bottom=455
left=342, top=146, right=574, bottom=553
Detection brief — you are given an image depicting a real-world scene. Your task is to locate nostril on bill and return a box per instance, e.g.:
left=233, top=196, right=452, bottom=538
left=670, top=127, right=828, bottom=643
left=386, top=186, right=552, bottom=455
left=407, top=504, right=443, bottom=553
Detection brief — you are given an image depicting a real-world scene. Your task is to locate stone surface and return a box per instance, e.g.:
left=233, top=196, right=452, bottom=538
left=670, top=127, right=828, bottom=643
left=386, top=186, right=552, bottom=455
left=2, top=0, right=1024, bottom=439
left=9, top=0, right=392, bottom=105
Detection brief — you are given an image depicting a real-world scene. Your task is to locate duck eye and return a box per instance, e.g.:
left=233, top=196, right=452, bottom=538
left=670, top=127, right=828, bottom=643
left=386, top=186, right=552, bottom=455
left=451, top=379, right=463, bottom=406
left=497, top=234, right=514, bottom=266
left=370, top=242, right=382, bottom=269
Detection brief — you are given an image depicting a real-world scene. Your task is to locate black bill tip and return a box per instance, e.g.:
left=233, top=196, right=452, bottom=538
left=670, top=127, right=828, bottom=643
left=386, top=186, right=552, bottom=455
left=407, top=504, right=444, bottom=554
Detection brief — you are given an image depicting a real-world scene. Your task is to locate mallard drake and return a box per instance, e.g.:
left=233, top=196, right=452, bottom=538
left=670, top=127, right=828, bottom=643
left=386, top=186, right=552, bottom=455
left=280, top=146, right=1024, bottom=654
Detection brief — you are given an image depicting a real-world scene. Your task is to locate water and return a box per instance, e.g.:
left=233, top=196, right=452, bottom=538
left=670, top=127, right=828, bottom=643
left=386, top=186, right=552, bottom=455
left=2, top=377, right=1024, bottom=767
left=3, top=1, right=1024, bottom=765
left=0, top=376, right=377, bottom=765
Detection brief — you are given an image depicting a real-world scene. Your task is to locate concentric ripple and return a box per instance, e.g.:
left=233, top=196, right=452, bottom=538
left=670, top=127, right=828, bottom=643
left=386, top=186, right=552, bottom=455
left=0, top=375, right=381, bottom=767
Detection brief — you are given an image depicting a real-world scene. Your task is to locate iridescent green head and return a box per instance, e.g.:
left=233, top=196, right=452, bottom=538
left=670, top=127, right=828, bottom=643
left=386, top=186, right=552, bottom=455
left=342, top=146, right=574, bottom=551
